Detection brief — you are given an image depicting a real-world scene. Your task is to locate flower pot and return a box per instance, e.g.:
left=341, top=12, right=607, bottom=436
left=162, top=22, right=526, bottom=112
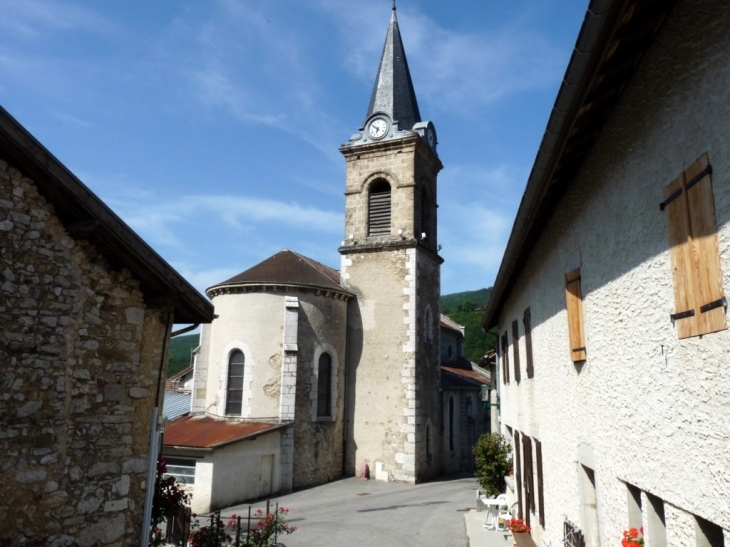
left=512, top=531, right=537, bottom=547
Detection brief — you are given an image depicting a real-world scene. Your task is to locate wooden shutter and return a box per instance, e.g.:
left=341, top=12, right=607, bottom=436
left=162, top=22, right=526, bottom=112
left=565, top=268, right=586, bottom=362
left=522, top=435, right=534, bottom=527
left=663, top=154, right=726, bottom=339
left=368, top=182, right=391, bottom=236
left=524, top=308, right=534, bottom=378
left=501, top=332, right=510, bottom=384
left=512, top=320, right=521, bottom=382
left=514, top=430, right=523, bottom=519
left=536, top=439, right=545, bottom=527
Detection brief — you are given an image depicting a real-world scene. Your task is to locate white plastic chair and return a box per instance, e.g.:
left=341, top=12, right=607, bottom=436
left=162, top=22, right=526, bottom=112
left=498, top=502, right=518, bottom=531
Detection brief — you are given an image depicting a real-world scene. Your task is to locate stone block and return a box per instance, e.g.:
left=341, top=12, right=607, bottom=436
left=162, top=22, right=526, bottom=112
left=89, top=461, right=119, bottom=477
left=128, top=387, right=148, bottom=399
left=16, top=470, right=46, bottom=483
left=104, top=498, right=128, bottom=512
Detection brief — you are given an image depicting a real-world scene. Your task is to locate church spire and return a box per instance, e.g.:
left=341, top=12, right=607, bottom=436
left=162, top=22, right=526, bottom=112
left=366, top=8, right=421, bottom=132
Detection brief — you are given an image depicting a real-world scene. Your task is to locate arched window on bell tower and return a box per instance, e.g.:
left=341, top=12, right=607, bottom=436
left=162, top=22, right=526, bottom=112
left=368, top=179, right=391, bottom=236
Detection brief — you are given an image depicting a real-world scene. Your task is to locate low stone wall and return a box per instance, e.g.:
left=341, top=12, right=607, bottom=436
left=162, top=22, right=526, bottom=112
left=1, top=158, right=169, bottom=545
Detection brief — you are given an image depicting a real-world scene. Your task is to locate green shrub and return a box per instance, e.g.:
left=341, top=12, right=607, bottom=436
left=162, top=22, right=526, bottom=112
left=472, top=433, right=512, bottom=497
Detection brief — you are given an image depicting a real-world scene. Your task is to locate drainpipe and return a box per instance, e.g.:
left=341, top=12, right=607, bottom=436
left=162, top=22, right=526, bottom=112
left=341, top=298, right=350, bottom=475
left=140, top=318, right=199, bottom=547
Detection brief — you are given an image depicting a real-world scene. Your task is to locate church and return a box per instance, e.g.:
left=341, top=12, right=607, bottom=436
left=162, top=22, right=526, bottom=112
left=161, top=7, right=489, bottom=514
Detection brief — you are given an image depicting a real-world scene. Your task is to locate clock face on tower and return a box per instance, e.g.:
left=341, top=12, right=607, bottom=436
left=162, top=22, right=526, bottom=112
left=427, top=128, right=435, bottom=147
left=368, top=118, right=388, bottom=140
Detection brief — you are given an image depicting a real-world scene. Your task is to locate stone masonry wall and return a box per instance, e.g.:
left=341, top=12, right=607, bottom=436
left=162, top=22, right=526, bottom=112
left=1, top=158, right=169, bottom=545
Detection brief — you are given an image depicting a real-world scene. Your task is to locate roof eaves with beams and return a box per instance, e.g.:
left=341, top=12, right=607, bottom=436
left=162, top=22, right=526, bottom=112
left=0, top=106, right=214, bottom=325
left=482, top=0, right=678, bottom=331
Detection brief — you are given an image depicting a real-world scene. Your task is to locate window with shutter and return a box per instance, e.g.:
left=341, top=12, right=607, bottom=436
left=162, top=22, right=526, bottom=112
left=514, top=430, right=523, bottom=519
left=662, top=153, right=726, bottom=339
left=524, top=308, right=534, bottom=378
left=368, top=179, right=391, bottom=236
left=501, top=332, right=510, bottom=384
left=536, top=439, right=545, bottom=527
left=512, top=320, right=521, bottom=382
left=522, top=434, right=534, bottom=527
left=565, top=268, right=586, bottom=362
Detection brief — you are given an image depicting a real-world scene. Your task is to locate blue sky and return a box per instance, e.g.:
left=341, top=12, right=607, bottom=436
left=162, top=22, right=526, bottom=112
left=0, top=0, right=588, bottom=297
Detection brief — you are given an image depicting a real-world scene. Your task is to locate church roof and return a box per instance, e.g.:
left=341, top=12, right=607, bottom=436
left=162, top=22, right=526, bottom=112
left=207, top=249, right=353, bottom=297
left=366, top=8, right=421, bottom=132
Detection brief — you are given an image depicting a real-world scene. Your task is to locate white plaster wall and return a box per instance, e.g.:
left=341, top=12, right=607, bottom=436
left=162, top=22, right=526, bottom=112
left=164, top=431, right=281, bottom=515
left=206, top=292, right=285, bottom=419
left=498, top=1, right=730, bottom=544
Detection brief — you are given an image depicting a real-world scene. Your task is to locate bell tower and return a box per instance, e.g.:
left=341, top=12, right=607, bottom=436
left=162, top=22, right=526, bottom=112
left=340, top=6, right=443, bottom=483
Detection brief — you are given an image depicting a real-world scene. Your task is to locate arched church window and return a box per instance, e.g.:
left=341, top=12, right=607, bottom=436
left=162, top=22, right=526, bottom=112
left=225, top=350, right=245, bottom=415
left=368, top=179, right=391, bottom=236
left=317, top=353, right=332, bottom=417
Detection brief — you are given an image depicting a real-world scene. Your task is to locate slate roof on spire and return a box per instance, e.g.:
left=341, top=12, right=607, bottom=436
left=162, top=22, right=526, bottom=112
left=366, top=9, right=421, bottom=132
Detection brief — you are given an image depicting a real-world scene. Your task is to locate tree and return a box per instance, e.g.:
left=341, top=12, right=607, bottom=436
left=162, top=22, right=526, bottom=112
left=472, top=433, right=512, bottom=497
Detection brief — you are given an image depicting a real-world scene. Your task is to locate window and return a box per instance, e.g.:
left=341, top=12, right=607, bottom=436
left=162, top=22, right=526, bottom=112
left=317, top=353, right=332, bottom=417
left=522, top=434, right=534, bottom=526
left=424, top=304, right=433, bottom=343
left=565, top=268, right=586, bottom=362
left=524, top=308, right=534, bottom=378
left=164, top=457, right=196, bottom=485
left=512, top=320, right=521, bottom=382
left=626, top=483, right=642, bottom=530
left=368, top=179, right=391, bottom=236
left=426, top=423, right=432, bottom=461
left=662, top=153, right=726, bottom=339
left=579, top=465, right=600, bottom=547
left=225, top=350, right=245, bottom=415
left=448, top=396, right=455, bottom=451
left=696, top=515, right=725, bottom=547
left=514, top=430, right=523, bottom=518
left=646, top=493, right=666, bottom=547
left=535, top=439, right=545, bottom=527
left=501, top=331, right=510, bottom=384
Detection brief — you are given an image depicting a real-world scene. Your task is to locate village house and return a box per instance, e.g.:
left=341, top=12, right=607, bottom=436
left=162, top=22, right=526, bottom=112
left=0, top=105, right=213, bottom=545
left=483, top=0, right=730, bottom=546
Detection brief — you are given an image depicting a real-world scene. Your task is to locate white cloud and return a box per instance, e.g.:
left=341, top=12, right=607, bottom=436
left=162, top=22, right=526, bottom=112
left=317, top=1, right=563, bottom=116
left=0, top=0, right=118, bottom=38
left=438, top=163, right=525, bottom=290
left=102, top=191, right=342, bottom=249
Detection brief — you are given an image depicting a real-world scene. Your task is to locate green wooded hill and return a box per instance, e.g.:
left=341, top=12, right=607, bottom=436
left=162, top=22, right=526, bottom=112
left=167, top=288, right=495, bottom=375
left=440, top=287, right=495, bottom=363
left=167, top=333, right=199, bottom=377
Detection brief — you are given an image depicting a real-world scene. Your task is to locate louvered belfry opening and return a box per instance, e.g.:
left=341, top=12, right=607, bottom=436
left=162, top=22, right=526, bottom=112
left=368, top=179, right=391, bottom=236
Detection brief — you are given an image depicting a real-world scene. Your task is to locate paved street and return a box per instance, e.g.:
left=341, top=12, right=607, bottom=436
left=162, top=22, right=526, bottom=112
left=222, top=474, right=479, bottom=547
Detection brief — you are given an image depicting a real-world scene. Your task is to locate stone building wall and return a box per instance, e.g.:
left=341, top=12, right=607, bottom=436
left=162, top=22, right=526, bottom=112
left=291, top=293, right=348, bottom=489
left=414, top=250, right=442, bottom=481
left=1, top=158, right=169, bottom=545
